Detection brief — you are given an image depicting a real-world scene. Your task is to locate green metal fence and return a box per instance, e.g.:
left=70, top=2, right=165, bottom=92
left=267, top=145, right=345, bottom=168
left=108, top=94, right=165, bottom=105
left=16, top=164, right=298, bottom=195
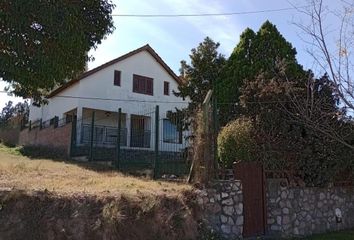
left=70, top=106, right=192, bottom=179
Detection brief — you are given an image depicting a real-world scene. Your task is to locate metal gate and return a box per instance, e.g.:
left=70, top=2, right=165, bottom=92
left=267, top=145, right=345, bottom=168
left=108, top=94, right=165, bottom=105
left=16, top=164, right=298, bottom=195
left=234, top=162, right=266, bottom=237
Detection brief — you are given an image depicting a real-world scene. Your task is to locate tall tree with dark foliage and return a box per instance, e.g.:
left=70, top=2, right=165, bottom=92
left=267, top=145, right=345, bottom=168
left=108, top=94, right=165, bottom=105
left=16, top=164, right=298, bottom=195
left=0, top=0, right=115, bottom=104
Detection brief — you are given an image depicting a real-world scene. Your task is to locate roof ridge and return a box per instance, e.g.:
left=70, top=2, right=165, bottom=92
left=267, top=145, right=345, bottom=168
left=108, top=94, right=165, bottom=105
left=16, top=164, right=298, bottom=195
left=47, top=44, right=182, bottom=98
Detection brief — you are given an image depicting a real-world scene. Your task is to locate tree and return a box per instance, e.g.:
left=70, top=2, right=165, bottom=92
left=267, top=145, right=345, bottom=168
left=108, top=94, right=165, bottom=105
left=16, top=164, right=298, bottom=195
left=0, top=100, right=29, bottom=125
left=174, top=37, right=226, bottom=114
left=0, top=0, right=115, bottom=103
left=217, top=21, right=305, bottom=125
left=293, top=0, right=354, bottom=122
left=239, top=68, right=354, bottom=186
left=0, top=101, right=15, bottom=125
left=174, top=37, right=225, bottom=183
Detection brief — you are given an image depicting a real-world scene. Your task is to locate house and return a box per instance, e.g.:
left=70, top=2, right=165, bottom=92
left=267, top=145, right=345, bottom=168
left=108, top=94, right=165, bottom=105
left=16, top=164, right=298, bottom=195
left=28, top=45, right=190, bottom=154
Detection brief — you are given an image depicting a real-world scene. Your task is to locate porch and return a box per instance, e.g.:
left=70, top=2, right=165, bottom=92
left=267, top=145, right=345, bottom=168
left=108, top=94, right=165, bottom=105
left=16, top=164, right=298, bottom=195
left=78, top=108, right=152, bottom=149
left=68, top=106, right=191, bottom=177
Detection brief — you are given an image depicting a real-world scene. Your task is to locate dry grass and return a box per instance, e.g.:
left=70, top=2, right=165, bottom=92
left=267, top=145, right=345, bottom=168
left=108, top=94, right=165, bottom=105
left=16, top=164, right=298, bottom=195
left=0, top=144, right=190, bottom=197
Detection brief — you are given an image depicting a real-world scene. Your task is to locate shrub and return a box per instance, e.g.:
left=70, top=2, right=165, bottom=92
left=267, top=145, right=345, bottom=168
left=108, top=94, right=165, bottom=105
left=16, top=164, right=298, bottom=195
left=217, top=117, right=257, bottom=168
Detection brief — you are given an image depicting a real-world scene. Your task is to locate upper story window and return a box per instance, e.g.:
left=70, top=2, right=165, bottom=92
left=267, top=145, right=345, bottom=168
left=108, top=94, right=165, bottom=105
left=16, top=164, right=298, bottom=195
left=133, top=74, right=153, bottom=95
left=164, top=81, right=169, bottom=95
left=114, top=70, right=121, bottom=86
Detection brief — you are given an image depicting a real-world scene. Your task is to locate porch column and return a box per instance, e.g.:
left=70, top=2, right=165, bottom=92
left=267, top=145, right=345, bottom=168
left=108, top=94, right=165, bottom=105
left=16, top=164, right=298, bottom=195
left=126, top=113, right=131, bottom=147
left=76, top=107, right=83, bottom=144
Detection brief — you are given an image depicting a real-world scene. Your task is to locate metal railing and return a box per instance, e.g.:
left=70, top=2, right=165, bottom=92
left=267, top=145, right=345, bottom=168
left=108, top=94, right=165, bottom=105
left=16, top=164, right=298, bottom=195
left=130, top=130, right=151, bottom=148
left=69, top=106, right=192, bottom=179
left=80, top=124, right=127, bottom=146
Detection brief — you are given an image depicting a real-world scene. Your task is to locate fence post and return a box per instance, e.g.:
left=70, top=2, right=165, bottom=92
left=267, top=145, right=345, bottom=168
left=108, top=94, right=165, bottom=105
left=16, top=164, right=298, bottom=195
left=115, top=108, right=122, bottom=169
left=29, top=120, right=32, bottom=131
left=153, top=105, right=160, bottom=179
left=212, top=95, right=218, bottom=178
left=54, top=116, right=59, bottom=128
left=89, top=111, right=95, bottom=161
left=69, top=115, right=77, bottom=158
left=39, top=119, right=42, bottom=130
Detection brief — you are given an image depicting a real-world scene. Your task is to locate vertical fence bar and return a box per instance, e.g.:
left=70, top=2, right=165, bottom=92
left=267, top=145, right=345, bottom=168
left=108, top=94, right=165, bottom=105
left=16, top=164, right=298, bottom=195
left=69, top=115, right=77, bottom=158
left=115, top=108, right=122, bottom=169
left=89, top=111, right=95, bottom=161
left=153, top=105, right=159, bottom=179
left=39, top=119, right=43, bottom=130
left=54, top=116, right=59, bottom=128
left=29, top=120, right=32, bottom=131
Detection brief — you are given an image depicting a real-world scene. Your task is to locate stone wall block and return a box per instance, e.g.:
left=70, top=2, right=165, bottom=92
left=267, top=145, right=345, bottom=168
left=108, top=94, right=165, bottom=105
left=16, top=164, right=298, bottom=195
left=267, top=179, right=354, bottom=238
left=195, top=180, right=243, bottom=239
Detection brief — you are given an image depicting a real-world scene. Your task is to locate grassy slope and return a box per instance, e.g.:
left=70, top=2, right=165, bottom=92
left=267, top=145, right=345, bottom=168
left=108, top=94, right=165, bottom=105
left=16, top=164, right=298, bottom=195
left=0, top=144, right=190, bottom=197
left=0, top=144, right=199, bottom=240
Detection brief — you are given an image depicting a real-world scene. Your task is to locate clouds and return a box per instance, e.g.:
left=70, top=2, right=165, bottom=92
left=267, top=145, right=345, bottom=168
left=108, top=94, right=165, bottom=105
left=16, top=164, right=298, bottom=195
left=158, top=0, right=243, bottom=55
left=88, top=0, right=246, bottom=71
left=87, top=0, right=310, bottom=72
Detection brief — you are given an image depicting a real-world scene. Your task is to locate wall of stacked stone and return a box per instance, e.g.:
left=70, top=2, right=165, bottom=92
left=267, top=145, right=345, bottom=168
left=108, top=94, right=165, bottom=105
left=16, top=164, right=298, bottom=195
left=266, top=179, right=354, bottom=238
left=196, top=180, right=244, bottom=239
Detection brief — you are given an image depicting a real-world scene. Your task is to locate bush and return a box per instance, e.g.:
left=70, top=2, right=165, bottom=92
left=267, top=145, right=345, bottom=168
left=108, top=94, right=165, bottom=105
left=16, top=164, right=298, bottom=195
left=217, top=117, right=257, bottom=168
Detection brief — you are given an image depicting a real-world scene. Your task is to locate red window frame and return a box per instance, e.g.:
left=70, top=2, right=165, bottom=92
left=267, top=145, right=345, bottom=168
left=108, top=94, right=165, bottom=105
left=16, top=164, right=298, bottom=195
left=164, top=81, right=169, bottom=95
left=133, top=74, right=153, bottom=95
left=114, top=70, right=121, bottom=86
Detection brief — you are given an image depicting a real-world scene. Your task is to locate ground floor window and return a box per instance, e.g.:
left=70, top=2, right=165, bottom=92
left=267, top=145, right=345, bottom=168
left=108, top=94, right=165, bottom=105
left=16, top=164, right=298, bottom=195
left=163, top=119, right=182, bottom=144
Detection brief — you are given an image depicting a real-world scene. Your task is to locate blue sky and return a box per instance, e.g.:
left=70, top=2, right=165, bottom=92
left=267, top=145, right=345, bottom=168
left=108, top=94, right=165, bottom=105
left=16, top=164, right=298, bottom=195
left=0, top=0, right=342, bottom=108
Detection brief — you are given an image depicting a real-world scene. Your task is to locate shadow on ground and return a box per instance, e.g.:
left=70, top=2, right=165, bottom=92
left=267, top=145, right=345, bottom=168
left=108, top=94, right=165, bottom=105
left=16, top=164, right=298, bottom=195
left=15, top=145, right=116, bottom=173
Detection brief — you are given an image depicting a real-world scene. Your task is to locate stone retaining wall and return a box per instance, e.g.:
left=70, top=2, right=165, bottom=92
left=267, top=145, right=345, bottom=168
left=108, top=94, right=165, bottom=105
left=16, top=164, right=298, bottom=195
left=267, top=179, right=354, bottom=238
left=196, top=180, right=243, bottom=239
left=196, top=179, right=354, bottom=239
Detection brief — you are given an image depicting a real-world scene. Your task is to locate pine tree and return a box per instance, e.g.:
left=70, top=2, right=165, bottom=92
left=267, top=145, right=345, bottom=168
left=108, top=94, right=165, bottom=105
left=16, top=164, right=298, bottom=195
left=216, top=21, right=305, bottom=125
left=174, top=37, right=226, bottom=113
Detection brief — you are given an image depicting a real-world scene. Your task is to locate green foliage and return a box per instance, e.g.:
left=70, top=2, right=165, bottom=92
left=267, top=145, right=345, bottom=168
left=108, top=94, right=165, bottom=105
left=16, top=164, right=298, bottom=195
left=240, top=70, right=354, bottom=186
left=0, top=143, right=22, bottom=155
left=214, top=20, right=354, bottom=186
left=0, top=0, right=115, bottom=103
left=175, top=37, right=225, bottom=113
left=216, top=21, right=305, bottom=125
left=197, top=221, right=225, bottom=240
left=217, top=117, right=257, bottom=168
left=0, top=101, right=29, bottom=125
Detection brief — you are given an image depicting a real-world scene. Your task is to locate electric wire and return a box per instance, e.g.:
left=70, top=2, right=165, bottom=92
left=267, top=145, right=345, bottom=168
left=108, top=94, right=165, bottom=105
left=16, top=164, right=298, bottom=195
left=111, top=5, right=309, bottom=18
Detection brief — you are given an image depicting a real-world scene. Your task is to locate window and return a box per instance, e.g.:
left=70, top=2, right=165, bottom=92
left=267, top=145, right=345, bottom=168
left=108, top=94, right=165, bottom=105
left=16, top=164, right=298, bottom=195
left=114, top=70, right=121, bottom=86
left=163, top=119, right=182, bottom=143
left=133, top=74, right=153, bottom=95
left=164, top=81, right=169, bottom=95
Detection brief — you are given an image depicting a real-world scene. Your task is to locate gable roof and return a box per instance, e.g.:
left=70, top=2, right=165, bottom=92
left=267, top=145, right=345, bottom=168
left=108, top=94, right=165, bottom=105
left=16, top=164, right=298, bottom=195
left=48, top=44, right=182, bottom=98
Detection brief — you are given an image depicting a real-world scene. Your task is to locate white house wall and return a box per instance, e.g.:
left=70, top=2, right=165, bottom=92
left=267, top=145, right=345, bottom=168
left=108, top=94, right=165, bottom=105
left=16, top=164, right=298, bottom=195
left=29, top=84, right=79, bottom=122
left=28, top=49, right=189, bottom=152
